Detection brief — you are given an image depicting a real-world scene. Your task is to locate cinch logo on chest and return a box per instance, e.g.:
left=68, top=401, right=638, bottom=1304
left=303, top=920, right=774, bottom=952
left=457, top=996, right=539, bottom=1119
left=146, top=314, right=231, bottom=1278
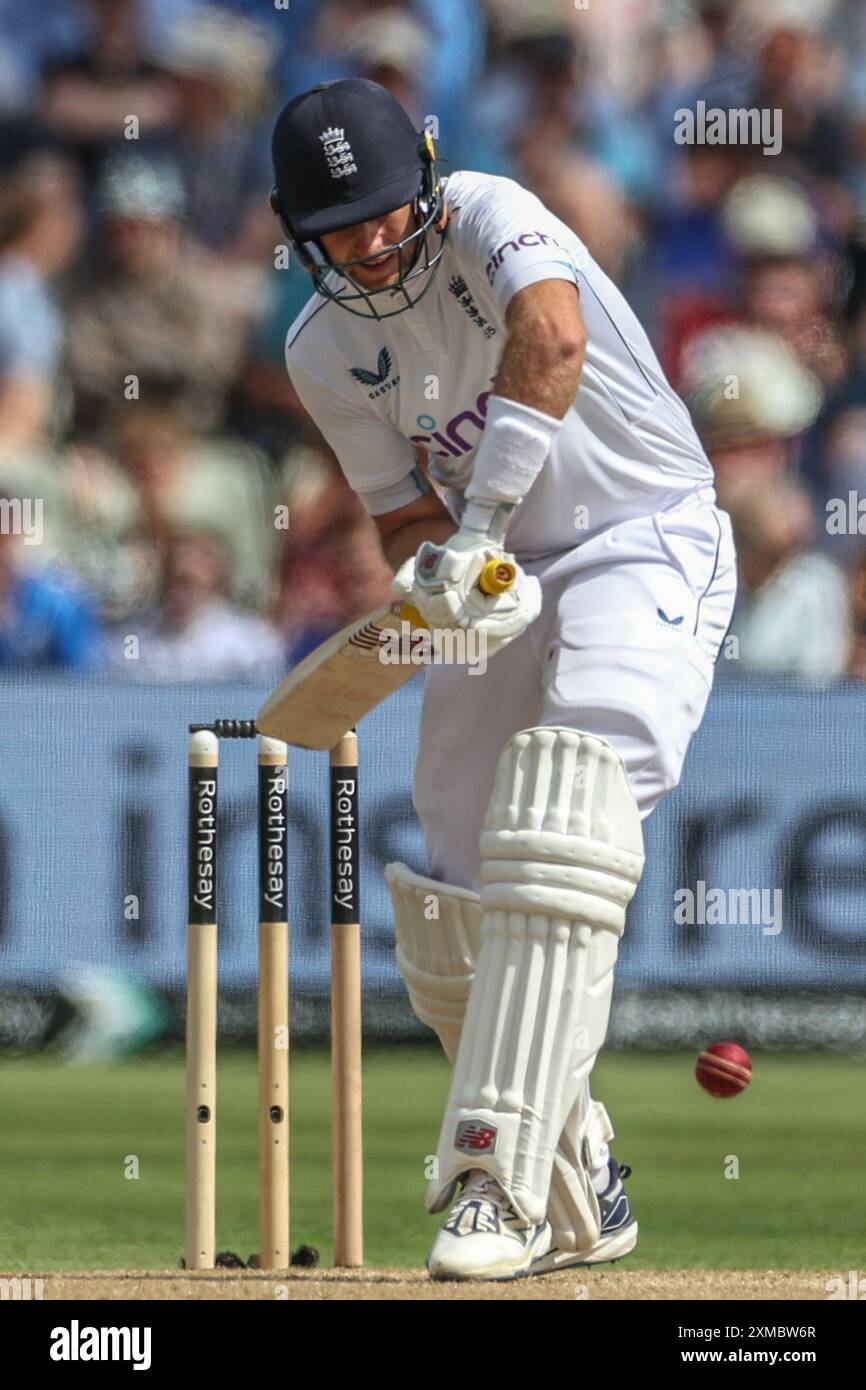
left=409, top=384, right=494, bottom=459
left=349, top=347, right=400, bottom=399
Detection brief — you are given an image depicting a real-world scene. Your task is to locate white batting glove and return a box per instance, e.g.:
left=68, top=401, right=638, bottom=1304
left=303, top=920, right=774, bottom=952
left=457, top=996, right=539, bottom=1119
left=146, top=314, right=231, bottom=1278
left=391, top=532, right=541, bottom=648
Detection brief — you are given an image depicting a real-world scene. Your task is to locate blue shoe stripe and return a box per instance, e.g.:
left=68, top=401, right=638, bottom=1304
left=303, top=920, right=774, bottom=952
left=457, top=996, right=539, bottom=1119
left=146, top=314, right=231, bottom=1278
left=600, top=1191, right=631, bottom=1233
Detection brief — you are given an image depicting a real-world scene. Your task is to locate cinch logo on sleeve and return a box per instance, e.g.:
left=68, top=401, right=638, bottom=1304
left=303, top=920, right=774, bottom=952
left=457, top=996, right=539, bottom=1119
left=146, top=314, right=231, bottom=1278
left=485, top=231, right=566, bottom=284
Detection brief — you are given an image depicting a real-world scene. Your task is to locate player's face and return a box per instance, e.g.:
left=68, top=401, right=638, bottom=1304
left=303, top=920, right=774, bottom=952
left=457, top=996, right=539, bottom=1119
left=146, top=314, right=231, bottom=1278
left=319, top=204, right=417, bottom=288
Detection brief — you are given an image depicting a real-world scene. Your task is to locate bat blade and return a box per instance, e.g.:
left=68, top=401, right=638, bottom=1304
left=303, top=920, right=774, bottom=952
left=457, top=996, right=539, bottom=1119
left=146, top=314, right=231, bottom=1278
left=256, top=603, right=423, bottom=749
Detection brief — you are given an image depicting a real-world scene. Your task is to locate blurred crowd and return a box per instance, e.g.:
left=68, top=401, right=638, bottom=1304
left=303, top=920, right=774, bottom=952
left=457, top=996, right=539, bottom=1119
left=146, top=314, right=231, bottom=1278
left=1, top=0, right=866, bottom=681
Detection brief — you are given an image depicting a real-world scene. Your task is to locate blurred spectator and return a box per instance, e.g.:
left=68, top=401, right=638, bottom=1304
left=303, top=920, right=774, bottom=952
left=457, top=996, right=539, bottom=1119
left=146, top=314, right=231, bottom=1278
left=848, top=294, right=866, bottom=377
left=529, top=154, right=640, bottom=285
left=0, top=1, right=85, bottom=122
left=233, top=290, right=315, bottom=461
left=271, top=442, right=394, bottom=656
left=285, top=0, right=484, bottom=141
left=273, top=541, right=357, bottom=664
left=113, top=528, right=283, bottom=679
left=809, top=406, right=866, bottom=569
left=0, top=155, right=82, bottom=453
left=722, top=173, right=819, bottom=260
left=846, top=551, right=866, bottom=679
left=112, top=409, right=276, bottom=608
left=1, top=0, right=866, bottom=687
left=727, top=476, right=850, bottom=681
left=650, top=145, right=742, bottom=307
left=146, top=4, right=273, bottom=260
left=683, top=324, right=822, bottom=437
left=60, top=406, right=276, bottom=621
left=742, top=4, right=850, bottom=184
left=680, top=325, right=823, bottom=509
left=64, top=152, right=247, bottom=439
left=340, top=9, right=433, bottom=123
left=507, top=20, right=588, bottom=178
left=666, top=0, right=755, bottom=114
left=471, top=4, right=659, bottom=198
left=723, top=175, right=848, bottom=388
left=742, top=254, right=848, bottom=388
left=664, top=169, right=849, bottom=393
left=0, top=481, right=104, bottom=667
left=466, top=11, right=586, bottom=184
left=38, top=0, right=179, bottom=193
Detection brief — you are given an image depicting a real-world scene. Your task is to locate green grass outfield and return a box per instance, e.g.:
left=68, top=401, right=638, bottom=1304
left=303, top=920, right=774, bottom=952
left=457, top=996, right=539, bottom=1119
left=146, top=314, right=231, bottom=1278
left=0, top=1047, right=863, bottom=1271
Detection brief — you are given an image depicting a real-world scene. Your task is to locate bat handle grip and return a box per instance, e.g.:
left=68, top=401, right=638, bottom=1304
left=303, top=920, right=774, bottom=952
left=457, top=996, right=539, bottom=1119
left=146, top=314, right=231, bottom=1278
left=478, top=557, right=517, bottom=596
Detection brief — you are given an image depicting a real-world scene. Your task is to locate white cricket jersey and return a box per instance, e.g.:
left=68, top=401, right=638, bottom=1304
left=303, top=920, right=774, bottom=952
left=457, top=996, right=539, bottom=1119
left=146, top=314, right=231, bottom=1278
left=284, top=171, right=715, bottom=559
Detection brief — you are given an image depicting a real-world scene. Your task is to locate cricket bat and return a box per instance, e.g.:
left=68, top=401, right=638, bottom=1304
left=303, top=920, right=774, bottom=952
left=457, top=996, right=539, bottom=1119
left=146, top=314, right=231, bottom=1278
left=256, top=558, right=515, bottom=749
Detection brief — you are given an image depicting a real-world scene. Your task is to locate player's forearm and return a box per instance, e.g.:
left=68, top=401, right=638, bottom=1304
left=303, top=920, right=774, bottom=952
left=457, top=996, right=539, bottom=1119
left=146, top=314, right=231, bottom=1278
left=384, top=518, right=457, bottom=570
left=383, top=517, right=456, bottom=570
left=458, top=283, right=585, bottom=532
left=374, top=485, right=457, bottom=569
left=495, top=281, right=586, bottom=418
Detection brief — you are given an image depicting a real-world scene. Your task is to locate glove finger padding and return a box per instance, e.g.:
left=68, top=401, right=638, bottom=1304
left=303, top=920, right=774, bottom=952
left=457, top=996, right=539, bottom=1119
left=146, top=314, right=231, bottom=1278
left=392, top=536, right=540, bottom=643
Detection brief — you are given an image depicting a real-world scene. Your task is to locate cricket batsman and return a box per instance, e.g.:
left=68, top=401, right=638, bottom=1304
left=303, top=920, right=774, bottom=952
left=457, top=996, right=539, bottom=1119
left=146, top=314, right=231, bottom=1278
left=270, top=79, right=736, bottom=1280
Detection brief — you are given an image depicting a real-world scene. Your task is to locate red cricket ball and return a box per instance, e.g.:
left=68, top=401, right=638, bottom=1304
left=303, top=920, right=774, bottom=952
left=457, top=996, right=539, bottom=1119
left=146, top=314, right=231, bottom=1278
left=695, top=1041, right=752, bottom=1098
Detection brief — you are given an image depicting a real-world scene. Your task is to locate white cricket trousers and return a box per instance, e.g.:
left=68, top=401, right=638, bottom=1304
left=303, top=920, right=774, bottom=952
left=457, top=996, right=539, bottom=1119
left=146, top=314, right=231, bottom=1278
left=413, top=488, right=737, bottom=890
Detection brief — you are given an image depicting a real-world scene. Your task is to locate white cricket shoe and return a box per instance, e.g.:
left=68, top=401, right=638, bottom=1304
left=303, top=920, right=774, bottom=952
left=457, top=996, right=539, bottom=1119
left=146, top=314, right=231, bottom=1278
left=530, top=1156, right=638, bottom=1274
left=427, top=1170, right=554, bottom=1281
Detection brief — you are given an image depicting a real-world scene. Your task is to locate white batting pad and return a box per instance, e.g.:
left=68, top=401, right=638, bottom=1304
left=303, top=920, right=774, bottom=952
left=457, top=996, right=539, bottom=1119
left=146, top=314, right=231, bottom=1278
left=388, top=858, right=623, bottom=1250
left=548, top=1092, right=616, bottom=1251
left=386, top=862, right=481, bottom=1064
left=427, top=728, right=644, bottom=1224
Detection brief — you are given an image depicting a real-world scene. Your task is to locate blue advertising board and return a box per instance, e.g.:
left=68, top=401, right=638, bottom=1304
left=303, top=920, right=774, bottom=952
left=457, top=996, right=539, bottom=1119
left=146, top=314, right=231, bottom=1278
left=0, top=675, right=864, bottom=1013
